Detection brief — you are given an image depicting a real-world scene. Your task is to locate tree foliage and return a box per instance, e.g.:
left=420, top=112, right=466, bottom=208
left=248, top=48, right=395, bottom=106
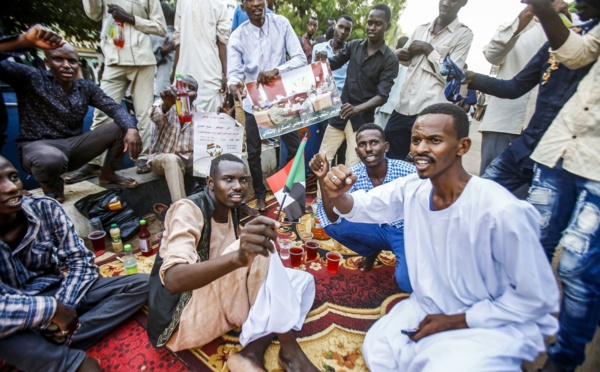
left=1, top=0, right=101, bottom=43
left=277, top=0, right=407, bottom=46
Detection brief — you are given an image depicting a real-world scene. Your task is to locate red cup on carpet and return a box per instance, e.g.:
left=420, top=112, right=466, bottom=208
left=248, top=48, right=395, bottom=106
left=290, top=247, right=304, bottom=268
left=305, top=240, right=319, bottom=261
left=88, top=230, right=106, bottom=251
left=326, top=252, right=342, bottom=274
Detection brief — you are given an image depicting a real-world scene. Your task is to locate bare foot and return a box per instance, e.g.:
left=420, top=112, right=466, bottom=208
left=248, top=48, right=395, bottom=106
left=256, top=198, right=266, bottom=212
left=227, top=352, right=266, bottom=372
left=241, top=203, right=260, bottom=217
left=76, top=356, right=101, bottom=372
left=357, top=252, right=380, bottom=272
left=278, top=335, right=318, bottom=372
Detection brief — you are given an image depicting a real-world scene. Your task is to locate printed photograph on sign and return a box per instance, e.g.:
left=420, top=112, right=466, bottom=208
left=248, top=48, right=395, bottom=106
left=193, top=113, right=244, bottom=177
left=246, top=62, right=342, bottom=139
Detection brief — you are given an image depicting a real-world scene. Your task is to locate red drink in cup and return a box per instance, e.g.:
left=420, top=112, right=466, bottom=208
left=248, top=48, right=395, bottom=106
left=305, top=240, right=319, bottom=261
left=88, top=231, right=106, bottom=251
left=326, top=252, right=342, bottom=274
left=290, top=247, right=304, bottom=268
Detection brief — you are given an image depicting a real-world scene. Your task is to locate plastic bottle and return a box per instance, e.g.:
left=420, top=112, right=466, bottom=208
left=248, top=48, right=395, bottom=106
left=175, top=73, right=192, bottom=123
left=312, top=216, right=330, bottom=240
left=139, top=219, right=153, bottom=257
left=113, top=20, right=125, bottom=48
left=122, top=244, right=138, bottom=274
left=89, top=217, right=103, bottom=233
left=109, top=223, right=124, bottom=252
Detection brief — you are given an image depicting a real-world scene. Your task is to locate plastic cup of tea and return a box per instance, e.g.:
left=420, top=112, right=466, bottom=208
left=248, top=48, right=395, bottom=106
left=88, top=230, right=106, bottom=251
left=326, top=252, right=342, bottom=274
left=278, top=238, right=292, bottom=260
left=305, top=240, right=319, bottom=261
left=290, top=246, right=304, bottom=268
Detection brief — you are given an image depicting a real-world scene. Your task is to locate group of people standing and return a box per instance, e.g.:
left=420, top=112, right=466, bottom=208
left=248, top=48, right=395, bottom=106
left=1, top=0, right=600, bottom=371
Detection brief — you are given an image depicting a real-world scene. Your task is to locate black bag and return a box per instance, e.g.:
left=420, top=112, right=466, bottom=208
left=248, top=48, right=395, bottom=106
left=75, top=189, right=140, bottom=240
left=147, top=189, right=240, bottom=348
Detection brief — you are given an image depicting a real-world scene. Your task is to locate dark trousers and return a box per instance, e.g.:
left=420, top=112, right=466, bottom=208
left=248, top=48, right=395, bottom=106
left=18, top=122, right=125, bottom=193
left=0, top=275, right=149, bottom=372
left=384, top=111, right=418, bottom=161
left=245, top=112, right=300, bottom=200
left=481, top=146, right=532, bottom=200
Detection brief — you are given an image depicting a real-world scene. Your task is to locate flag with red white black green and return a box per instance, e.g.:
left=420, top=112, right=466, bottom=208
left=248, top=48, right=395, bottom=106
left=266, top=137, right=307, bottom=221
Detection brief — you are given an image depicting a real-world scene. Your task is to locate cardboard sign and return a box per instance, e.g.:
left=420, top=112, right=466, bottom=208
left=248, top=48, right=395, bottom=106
left=246, top=61, right=342, bottom=139
left=193, top=113, right=244, bottom=177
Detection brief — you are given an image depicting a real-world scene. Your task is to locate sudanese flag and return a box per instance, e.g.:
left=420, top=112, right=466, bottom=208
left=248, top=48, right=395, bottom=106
left=267, top=137, right=308, bottom=221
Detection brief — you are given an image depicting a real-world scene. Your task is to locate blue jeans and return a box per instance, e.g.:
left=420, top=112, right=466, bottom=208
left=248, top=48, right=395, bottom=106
left=324, top=220, right=412, bottom=292
left=481, top=146, right=532, bottom=199
left=528, top=162, right=600, bottom=370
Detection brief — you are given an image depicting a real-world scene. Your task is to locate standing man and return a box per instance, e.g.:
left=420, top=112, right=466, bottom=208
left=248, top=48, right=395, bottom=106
left=478, top=0, right=569, bottom=176
left=312, top=15, right=353, bottom=92
left=171, top=0, right=230, bottom=113
left=463, top=1, right=598, bottom=197
left=151, top=1, right=176, bottom=99
left=317, top=4, right=399, bottom=168
left=0, top=155, right=149, bottom=372
left=300, top=16, right=319, bottom=63
left=227, top=0, right=306, bottom=214
left=385, top=0, right=473, bottom=161
left=522, top=1, right=600, bottom=371
left=322, top=103, right=559, bottom=371
left=310, top=123, right=415, bottom=291
left=77, top=0, right=167, bottom=177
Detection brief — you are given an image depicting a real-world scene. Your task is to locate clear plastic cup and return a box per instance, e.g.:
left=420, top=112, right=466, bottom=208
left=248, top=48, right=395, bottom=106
left=278, top=238, right=292, bottom=259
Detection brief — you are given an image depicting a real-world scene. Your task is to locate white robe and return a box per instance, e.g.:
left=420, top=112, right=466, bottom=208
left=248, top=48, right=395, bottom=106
left=338, top=175, right=559, bottom=371
left=173, top=0, right=232, bottom=112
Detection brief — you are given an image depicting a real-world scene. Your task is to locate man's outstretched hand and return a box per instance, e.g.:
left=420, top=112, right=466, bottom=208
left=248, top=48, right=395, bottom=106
left=409, top=313, right=468, bottom=342
left=238, top=216, right=279, bottom=266
left=0, top=24, right=65, bottom=52
left=321, top=164, right=358, bottom=200
left=124, top=128, right=142, bottom=161
left=309, top=151, right=329, bottom=179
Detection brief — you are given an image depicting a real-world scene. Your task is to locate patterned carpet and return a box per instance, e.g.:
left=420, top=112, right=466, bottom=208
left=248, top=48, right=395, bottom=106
left=93, top=185, right=408, bottom=371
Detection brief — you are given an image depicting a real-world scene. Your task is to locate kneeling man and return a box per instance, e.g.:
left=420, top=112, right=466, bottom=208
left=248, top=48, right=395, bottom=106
left=322, top=103, right=559, bottom=371
left=309, top=123, right=415, bottom=292
left=0, top=155, right=149, bottom=372
left=152, top=154, right=317, bottom=371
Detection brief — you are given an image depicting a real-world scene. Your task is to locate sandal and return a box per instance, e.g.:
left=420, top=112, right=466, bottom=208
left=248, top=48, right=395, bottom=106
left=45, top=191, right=65, bottom=203
left=153, top=203, right=169, bottom=221
left=136, top=160, right=151, bottom=174
left=241, top=203, right=260, bottom=217
left=99, top=175, right=139, bottom=189
left=64, top=166, right=101, bottom=184
left=256, top=198, right=266, bottom=212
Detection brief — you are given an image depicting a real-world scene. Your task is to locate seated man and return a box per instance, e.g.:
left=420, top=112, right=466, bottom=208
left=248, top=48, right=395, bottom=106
left=322, top=103, right=559, bottom=371
left=152, top=154, right=317, bottom=371
left=0, top=29, right=141, bottom=202
left=148, top=75, right=198, bottom=203
left=0, top=155, right=149, bottom=372
left=309, top=123, right=415, bottom=292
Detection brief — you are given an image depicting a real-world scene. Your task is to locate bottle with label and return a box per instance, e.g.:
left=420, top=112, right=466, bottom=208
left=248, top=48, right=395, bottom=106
left=122, top=244, right=138, bottom=274
left=312, top=216, right=329, bottom=240
left=175, top=73, right=192, bottom=123
left=139, top=219, right=152, bottom=257
left=112, top=20, right=125, bottom=48
left=109, top=223, right=124, bottom=252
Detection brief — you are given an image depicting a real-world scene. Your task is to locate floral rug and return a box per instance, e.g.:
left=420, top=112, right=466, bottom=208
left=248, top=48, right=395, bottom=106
left=94, top=185, right=408, bottom=371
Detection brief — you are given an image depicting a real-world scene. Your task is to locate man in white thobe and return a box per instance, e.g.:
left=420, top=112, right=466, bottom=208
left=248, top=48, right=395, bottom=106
left=317, top=103, right=559, bottom=371
left=172, top=0, right=233, bottom=113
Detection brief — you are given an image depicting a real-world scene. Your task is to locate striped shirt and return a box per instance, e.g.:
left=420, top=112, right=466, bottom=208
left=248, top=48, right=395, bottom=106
left=0, top=196, right=98, bottom=337
left=317, top=158, right=416, bottom=229
left=148, top=101, right=194, bottom=163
